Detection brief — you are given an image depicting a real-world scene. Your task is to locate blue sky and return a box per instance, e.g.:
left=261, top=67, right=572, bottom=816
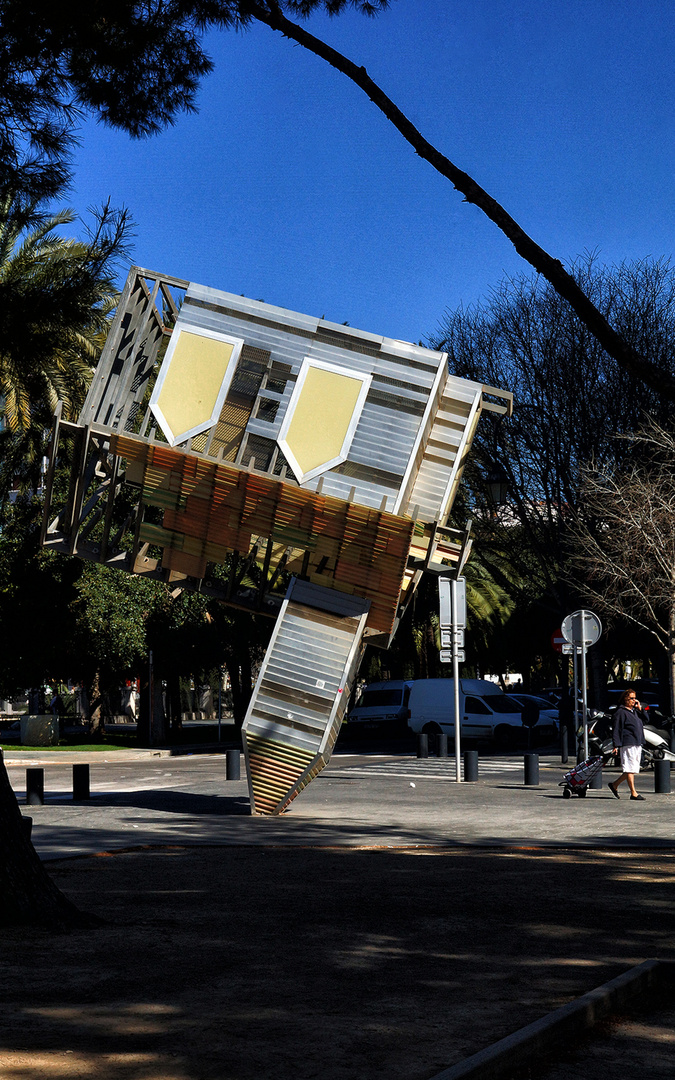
left=69, top=0, right=675, bottom=347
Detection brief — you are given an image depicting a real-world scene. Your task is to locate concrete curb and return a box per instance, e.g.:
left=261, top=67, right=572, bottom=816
left=3, top=745, right=238, bottom=765
left=429, top=958, right=674, bottom=1080
left=2, top=749, right=175, bottom=765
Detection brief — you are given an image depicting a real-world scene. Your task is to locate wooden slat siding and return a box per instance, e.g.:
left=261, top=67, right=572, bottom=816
left=243, top=588, right=368, bottom=814
left=244, top=736, right=316, bottom=815
left=112, top=432, right=414, bottom=633
left=405, top=381, right=483, bottom=523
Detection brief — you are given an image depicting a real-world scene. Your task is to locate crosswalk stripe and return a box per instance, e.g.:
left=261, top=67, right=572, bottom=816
left=326, top=758, right=537, bottom=779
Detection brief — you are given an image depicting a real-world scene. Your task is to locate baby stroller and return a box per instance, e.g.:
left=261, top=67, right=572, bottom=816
left=560, top=754, right=605, bottom=798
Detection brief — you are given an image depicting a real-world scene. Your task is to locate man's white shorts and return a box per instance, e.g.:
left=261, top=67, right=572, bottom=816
left=620, top=745, right=642, bottom=774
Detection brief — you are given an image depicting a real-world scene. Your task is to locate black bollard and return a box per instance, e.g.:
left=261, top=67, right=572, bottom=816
left=437, top=734, right=448, bottom=758
left=464, top=750, right=479, bottom=782
left=524, top=753, right=539, bottom=786
left=226, top=749, right=241, bottom=780
left=654, top=759, right=671, bottom=794
left=26, top=767, right=44, bottom=806
left=73, top=763, right=90, bottom=801
left=589, top=765, right=603, bottom=789
left=560, top=725, right=568, bottom=765
left=21, top=816, right=33, bottom=840
left=417, top=733, right=429, bottom=759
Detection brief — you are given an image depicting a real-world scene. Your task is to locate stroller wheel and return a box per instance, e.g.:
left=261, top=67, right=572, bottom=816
left=563, top=787, right=571, bottom=799
left=577, top=787, right=587, bottom=798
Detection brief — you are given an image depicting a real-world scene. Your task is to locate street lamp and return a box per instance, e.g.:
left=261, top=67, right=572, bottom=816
left=487, top=464, right=509, bottom=507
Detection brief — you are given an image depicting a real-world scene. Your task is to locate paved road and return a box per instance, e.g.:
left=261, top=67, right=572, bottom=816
left=5, top=747, right=674, bottom=860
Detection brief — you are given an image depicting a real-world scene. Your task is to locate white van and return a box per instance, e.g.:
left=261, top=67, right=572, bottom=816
left=347, top=680, right=414, bottom=729
left=407, top=678, right=557, bottom=747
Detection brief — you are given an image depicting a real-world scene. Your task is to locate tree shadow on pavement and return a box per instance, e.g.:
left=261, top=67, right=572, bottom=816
left=1, top=843, right=675, bottom=1080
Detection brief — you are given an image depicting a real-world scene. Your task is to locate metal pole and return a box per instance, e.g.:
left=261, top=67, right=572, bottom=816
left=524, top=753, right=539, bottom=785
left=655, top=759, right=671, bottom=793
left=580, top=625, right=589, bottom=760
left=218, top=667, right=222, bottom=743
left=226, top=748, right=240, bottom=780
left=452, top=579, right=462, bottom=783
left=73, top=763, right=91, bottom=800
left=463, top=750, right=478, bottom=781
left=26, top=768, right=44, bottom=805
left=572, top=645, right=579, bottom=761
left=148, top=649, right=153, bottom=747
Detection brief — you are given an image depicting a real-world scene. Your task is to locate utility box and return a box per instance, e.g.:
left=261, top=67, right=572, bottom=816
left=20, top=715, right=59, bottom=747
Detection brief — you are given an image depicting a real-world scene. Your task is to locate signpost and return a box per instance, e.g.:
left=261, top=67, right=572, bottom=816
left=560, top=609, right=602, bottom=760
left=439, top=577, right=466, bottom=782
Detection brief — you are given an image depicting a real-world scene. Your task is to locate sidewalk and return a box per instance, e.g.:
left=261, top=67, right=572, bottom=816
left=3, top=748, right=675, bottom=1080
left=6, top=749, right=675, bottom=861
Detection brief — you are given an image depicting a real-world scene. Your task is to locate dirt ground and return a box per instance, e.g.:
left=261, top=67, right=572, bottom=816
left=1, top=844, right=675, bottom=1080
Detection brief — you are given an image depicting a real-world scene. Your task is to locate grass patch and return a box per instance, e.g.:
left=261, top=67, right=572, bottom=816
left=1, top=742, right=130, bottom=752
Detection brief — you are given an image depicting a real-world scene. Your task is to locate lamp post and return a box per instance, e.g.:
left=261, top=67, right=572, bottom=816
left=487, top=464, right=509, bottom=508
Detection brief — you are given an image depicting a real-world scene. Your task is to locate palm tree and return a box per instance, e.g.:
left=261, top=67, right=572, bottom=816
left=0, top=192, right=129, bottom=498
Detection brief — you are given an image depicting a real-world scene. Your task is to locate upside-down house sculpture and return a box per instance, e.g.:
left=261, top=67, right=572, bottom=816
left=41, top=268, right=512, bottom=814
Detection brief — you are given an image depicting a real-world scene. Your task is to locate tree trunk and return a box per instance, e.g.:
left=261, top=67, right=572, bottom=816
left=669, top=598, right=675, bottom=717
left=167, top=672, right=182, bottom=734
left=251, top=3, right=675, bottom=401
left=87, top=669, right=106, bottom=739
left=137, top=673, right=168, bottom=745
left=0, top=750, right=87, bottom=928
left=224, top=650, right=255, bottom=728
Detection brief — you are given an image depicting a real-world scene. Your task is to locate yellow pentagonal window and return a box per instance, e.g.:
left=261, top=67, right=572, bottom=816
left=278, top=359, right=371, bottom=483
left=150, top=327, right=243, bottom=446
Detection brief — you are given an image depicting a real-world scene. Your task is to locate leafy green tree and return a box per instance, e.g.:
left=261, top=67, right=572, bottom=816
left=0, top=497, right=79, bottom=696
left=0, top=192, right=130, bottom=498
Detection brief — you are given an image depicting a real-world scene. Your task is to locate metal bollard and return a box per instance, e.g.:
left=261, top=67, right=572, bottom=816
left=226, top=749, right=241, bottom=780
left=463, top=750, right=478, bottom=782
left=589, top=765, right=603, bottom=789
left=26, top=767, right=44, bottom=806
left=73, top=763, right=90, bottom=801
left=654, top=759, right=671, bottom=794
left=524, top=753, right=539, bottom=786
left=560, top=725, right=568, bottom=765
left=417, top=733, right=429, bottom=759
left=437, top=734, right=448, bottom=758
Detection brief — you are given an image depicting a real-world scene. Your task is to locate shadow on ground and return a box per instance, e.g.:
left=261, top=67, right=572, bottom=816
left=1, top=844, right=674, bottom=1080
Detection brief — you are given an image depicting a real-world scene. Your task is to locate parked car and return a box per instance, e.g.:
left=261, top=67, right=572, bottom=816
left=605, top=688, right=665, bottom=724
left=346, top=680, right=414, bottom=729
left=407, top=679, right=558, bottom=747
left=509, top=694, right=560, bottom=730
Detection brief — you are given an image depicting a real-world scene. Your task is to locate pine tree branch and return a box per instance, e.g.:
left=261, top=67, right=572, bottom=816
left=249, top=2, right=675, bottom=399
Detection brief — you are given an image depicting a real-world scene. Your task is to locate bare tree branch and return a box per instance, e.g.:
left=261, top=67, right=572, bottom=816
left=248, top=1, right=675, bottom=399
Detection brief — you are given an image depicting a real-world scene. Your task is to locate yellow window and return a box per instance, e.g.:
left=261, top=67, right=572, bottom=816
left=150, top=328, right=243, bottom=446
left=278, top=360, right=371, bottom=483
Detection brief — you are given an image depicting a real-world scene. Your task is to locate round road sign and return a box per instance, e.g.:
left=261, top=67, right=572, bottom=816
left=561, top=609, right=602, bottom=648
